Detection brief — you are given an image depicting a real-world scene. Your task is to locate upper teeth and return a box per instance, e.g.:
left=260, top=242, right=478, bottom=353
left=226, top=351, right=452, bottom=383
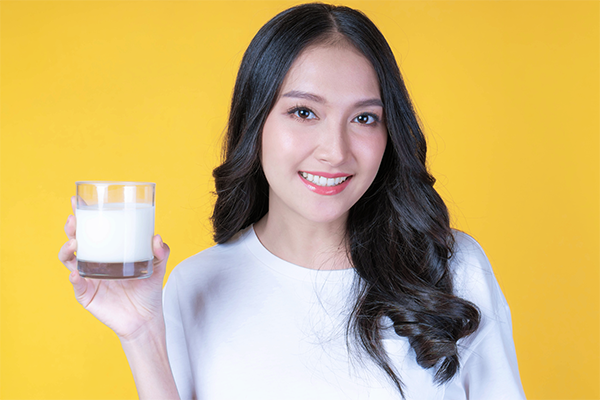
left=300, top=172, right=350, bottom=187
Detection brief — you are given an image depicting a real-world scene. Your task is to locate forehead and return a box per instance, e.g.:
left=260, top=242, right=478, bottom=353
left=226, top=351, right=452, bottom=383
left=279, top=43, right=381, bottom=101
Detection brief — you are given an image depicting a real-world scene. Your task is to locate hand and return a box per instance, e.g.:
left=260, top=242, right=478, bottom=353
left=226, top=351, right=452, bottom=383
left=58, top=196, right=170, bottom=341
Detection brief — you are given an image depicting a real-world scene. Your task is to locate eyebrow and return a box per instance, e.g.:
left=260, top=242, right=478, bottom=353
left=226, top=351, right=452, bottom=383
left=282, top=90, right=383, bottom=108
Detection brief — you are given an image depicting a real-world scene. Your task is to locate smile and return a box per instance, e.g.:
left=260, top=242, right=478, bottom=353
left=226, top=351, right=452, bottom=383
left=299, top=172, right=351, bottom=187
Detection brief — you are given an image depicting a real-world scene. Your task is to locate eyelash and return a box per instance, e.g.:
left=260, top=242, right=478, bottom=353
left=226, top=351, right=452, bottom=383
left=287, top=106, right=316, bottom=121
left=286, top=105, right=381, bottom=125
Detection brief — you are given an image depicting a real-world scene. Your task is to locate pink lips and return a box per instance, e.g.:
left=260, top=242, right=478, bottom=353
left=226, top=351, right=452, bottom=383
left=298, top=171, right=353, bottom=196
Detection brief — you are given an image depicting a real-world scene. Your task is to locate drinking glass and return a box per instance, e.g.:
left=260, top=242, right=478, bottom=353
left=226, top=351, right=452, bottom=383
left=75, top=181, right=155, bottom=279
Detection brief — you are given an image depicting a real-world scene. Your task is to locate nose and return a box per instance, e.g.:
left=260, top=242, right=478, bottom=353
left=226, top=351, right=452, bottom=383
left=313, top=118, right=349, bottom=167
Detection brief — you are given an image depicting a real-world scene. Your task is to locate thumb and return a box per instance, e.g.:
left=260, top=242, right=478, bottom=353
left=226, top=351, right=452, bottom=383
left=69, top=269, right=94, bottom=307
left=152, top=235, right=170, bottom=266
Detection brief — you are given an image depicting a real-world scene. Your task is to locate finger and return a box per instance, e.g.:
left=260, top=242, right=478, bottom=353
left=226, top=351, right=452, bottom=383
left=152, top=235, right=170, bottom=266
left=71, top=195, right=77, bottom=215
left=64, top=214, right=76, bottom=240
left=68, top=269, right=95, bottom=308
left=58, top=239, right=77, bottom=271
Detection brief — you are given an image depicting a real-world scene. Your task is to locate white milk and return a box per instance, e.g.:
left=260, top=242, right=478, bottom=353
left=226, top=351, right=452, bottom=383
left=76, top=203, right=155, bottom=263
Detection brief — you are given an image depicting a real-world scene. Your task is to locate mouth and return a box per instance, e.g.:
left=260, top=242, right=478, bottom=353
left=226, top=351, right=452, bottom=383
left=298, top=172, right=352, bottom=187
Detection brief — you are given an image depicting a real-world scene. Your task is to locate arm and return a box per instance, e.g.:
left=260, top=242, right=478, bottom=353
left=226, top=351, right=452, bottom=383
left=443, top=304, right=526, bottom=399
left=444, top=232, right=526, bottom=399
left=60, top=196, right=180, bottom=399
left=120, top=322, right=180, bottom=400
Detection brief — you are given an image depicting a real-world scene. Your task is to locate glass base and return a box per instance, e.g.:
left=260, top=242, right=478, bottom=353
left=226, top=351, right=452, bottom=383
left=77, top=259, right=153, bottom=280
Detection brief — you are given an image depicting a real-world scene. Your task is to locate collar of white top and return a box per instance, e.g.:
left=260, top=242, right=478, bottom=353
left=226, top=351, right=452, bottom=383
left=242, top=225, right=355, bottom=283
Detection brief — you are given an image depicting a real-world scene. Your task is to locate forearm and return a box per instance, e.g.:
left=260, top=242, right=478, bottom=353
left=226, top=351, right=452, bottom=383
left=120, top=322, right=180, bottom=400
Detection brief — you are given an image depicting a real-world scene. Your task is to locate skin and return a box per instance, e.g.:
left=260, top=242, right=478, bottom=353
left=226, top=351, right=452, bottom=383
left=58, top=42, right=387, bottom=398
left=58, top=196, right=179, bottom=399
left=254, top=42, right=387, bottom=270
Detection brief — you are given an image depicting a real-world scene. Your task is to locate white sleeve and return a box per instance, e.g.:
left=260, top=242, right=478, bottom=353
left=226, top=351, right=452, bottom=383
left=163, top=272, right=196, bottom=400
left=443, top=232, right=526, bottom=400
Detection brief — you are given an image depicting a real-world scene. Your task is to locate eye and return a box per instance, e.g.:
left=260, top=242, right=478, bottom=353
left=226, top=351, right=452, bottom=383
left=353, top=113, right=380, bottom=125
left=288, top=106, right=317, bottom=121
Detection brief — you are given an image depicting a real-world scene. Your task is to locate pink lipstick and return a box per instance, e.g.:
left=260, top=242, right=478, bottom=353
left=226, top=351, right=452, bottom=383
left=298, top=171, right=352, bottom=196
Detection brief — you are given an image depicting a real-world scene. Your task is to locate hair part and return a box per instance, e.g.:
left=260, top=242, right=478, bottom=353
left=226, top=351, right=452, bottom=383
left=212, top=3, right=480, bottom=397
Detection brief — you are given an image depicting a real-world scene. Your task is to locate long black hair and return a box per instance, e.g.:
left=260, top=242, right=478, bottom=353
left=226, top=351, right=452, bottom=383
left=212, top=3, right=480, bottom=396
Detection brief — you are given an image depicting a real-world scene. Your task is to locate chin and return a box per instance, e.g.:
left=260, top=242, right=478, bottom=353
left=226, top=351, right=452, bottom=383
left=296, top=207, right=350, bottom=226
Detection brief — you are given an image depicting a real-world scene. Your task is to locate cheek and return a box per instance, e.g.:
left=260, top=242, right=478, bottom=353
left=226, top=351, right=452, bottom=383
left=356, top=132, right=388, bottom=172
left=261, top=130, right=286, bottom=173
left=261, top=122, right=296, bottom=182
left=261, top=119, right=310, bottom=171
left=260, top=117, right=280, bottom=170
left=376, top=133, right=388, bottom=162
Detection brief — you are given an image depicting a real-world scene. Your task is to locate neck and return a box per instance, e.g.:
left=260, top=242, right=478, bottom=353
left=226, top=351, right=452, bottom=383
left=253, top=212, right=352, bottom=271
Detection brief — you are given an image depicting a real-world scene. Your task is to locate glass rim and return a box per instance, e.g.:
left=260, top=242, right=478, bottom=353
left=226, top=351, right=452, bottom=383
left=76, top=181, right=155, bottom=187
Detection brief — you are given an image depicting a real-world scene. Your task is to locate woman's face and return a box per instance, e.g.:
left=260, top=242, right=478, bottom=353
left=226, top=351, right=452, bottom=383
left=261, top=42, right=387, bottom=226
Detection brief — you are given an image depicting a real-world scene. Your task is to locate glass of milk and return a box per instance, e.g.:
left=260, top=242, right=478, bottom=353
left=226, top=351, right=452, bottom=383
left=75, top=181, right=155, bottom=279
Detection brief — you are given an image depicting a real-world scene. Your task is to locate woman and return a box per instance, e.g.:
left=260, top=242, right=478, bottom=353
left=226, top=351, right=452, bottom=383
left=59, top=3, right=525, bottom=399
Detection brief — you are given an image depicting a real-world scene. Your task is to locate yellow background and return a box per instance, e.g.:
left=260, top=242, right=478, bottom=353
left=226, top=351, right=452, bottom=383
left=1, top=1, right=598, bottom=399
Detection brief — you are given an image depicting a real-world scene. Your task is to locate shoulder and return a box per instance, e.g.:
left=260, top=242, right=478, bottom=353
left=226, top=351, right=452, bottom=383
left=449, top=230, right=511, bottom=323
left=445, top=232, right=526, bottom=398
left=451, top=229, right=491, bottom=271
left=164, top=227, right=253, bottom=297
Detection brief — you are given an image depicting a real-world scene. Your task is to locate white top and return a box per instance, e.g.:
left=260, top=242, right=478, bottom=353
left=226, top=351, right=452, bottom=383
left=163, top=227, right=526, bottom=399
